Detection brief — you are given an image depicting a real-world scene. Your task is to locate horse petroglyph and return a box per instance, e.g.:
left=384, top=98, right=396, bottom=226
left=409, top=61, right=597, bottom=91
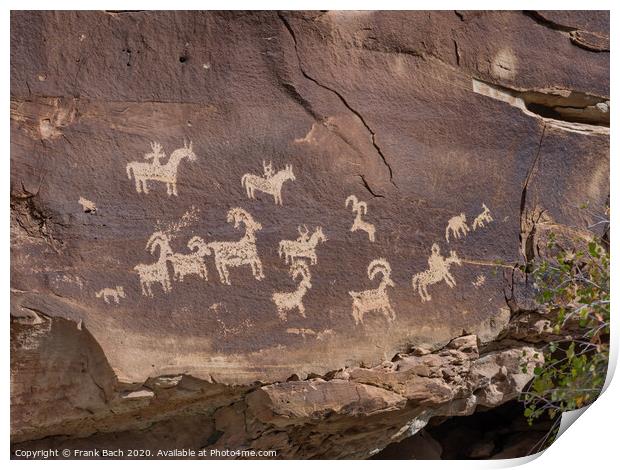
left=241, top=161, right=295, bottom=205
left=472, top=203, right=494, bottom=230
left=207, top=208, right=265, bottom=285
left=272, top=260, right=312, bottom=321
left=345, top=195, right=376, bottom=242
left=126, top=141, right=197, bottom=196
left=168, top=236, right=211, bottom=282
left=134, top=231, right=173, bottom=297
left=411, top=244, right=462, bottom=302
left=445, top=213, right=469, bottom=242
left=278, top=225, right=327, bottom=265
left=349, top=258, right=396, bottom=325
left=95, top=286, right=125, bottom=304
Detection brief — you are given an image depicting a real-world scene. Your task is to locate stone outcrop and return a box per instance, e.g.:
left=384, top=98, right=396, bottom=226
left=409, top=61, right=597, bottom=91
left=11, top=10, right=608, bottom=458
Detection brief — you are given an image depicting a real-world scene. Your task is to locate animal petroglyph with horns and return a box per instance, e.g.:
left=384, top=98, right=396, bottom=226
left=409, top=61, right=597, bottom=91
left=167, top=236, right=212, bottom=282
left=345, top=195, right=376, bottom=242
left=126, top=140, right=197, bottom=196
left=207, top=208, right=265, bottom=285
left=472, top=203, right=493, bottom=230
left=95, top=286, right=125, bottom=304
left=272, top=260, right=312, bottom=321
left=134, top=231, right=174, bottom=297
left=349, top=258, right=396, bottom=325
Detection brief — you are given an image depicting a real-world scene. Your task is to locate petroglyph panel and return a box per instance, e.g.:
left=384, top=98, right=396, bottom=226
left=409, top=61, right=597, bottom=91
left=10, top=10, right=608, bottom=391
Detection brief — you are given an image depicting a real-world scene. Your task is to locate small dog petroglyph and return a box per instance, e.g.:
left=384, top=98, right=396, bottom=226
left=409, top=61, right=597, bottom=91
left=96, top=286, right=125, bottom=304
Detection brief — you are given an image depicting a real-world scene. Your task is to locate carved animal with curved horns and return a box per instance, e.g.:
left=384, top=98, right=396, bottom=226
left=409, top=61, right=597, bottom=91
left=345, top=195, right=376, bottom=242
left=272, top=260, right=312, bottom=321
left=134, top=231, right=173, bottom=297
left=126, top=140, right=197, bottom=196
left=207, top=208, right=265, bottom=285
left=278, top=225, right=327, bottom=265
left=411, top=243, right=461, bottom=302
left=167, top=236, right=212, bottom=282
left=349, top=258, right=396, bottom=325
left=241, top=161, right=296, bottom=205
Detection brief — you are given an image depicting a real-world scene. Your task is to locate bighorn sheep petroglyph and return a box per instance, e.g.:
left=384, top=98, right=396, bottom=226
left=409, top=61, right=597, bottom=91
left=167, top=236, right=211, bottom=282
left=278, top=225, right=327, bottom=265
left=207, top=208, right=265, bottom=285
left=126, top=140, right=197, bottom=196
left=349, top=258, right=396, bottom=325
left=411, top=243, right=461, bottom=302
left=134, top=231, right=173, bottom=296
left=272, top=260, right=312, bottom=321
left=345, top=195, right=376, bottom=242
left=241, top=161, right=295, bottom=205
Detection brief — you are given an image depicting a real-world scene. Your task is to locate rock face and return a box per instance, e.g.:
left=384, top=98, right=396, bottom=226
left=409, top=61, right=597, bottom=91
left=11, top=11, right=608, bottom=458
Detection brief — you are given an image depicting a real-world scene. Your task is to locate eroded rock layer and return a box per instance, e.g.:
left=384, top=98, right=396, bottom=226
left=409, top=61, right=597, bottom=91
left=11, top=10, right=608, bottom=458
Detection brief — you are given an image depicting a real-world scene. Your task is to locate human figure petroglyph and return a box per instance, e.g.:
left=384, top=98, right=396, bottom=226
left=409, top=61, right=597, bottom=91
left=95, top=286, right=125, bottom=304
left=345, top=195, right=376, bottom=242
left=411, top=244, right=462, bottom=302
left=126, top=140, right=197, bottom=196
left=445, top=213, right=469, bottom=243
left=278, top=225, right=327, bottom=265
left=272, top=260, right=312, bottom=321
left=134, top=231, right=173, bottom=297
left=167, top=236, right=211, bottom=282
left=472, top=203, right=494, bottom=230
left=207, top=208, right=265, bottom=285
left=241, top=161, right=295, bottom=205
left=349, top=258, right=396, bottom=325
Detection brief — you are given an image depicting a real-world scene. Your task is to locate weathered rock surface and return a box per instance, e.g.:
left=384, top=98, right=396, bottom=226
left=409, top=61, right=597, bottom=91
left=11, top=10, right=608, bottom=458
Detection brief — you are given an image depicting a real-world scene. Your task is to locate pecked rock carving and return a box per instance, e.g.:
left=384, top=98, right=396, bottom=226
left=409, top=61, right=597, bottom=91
left=168, top=236, right=211, bottom=282
left=278, top=225, right=327, bottom=265
left=95, top=286, right=125, bottom=304
left=349, top=258, right=396, bottom=325
left=207, top=208, right=265, bottom=285
left=241, top=161, right=296, bottom=205
left=134, top=231, right=173, bottom=297
left=411, top=244, right=462, bottom=302
left=126, top=141, right=197, bottom=196
left=272, top=260, right=312, bottom=321
left=345, top=195, right=376, bottom=242
left=445, top=213, right=469, bottom=243
left=472, top=203, right=494, bottom=230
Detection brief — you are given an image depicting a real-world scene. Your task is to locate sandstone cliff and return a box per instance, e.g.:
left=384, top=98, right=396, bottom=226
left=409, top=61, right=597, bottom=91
left=11, top=10, right=609, bottom=459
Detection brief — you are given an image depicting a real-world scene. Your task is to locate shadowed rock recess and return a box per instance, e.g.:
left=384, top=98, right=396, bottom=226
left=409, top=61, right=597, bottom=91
left=11, top=10, right=608, bottom=459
